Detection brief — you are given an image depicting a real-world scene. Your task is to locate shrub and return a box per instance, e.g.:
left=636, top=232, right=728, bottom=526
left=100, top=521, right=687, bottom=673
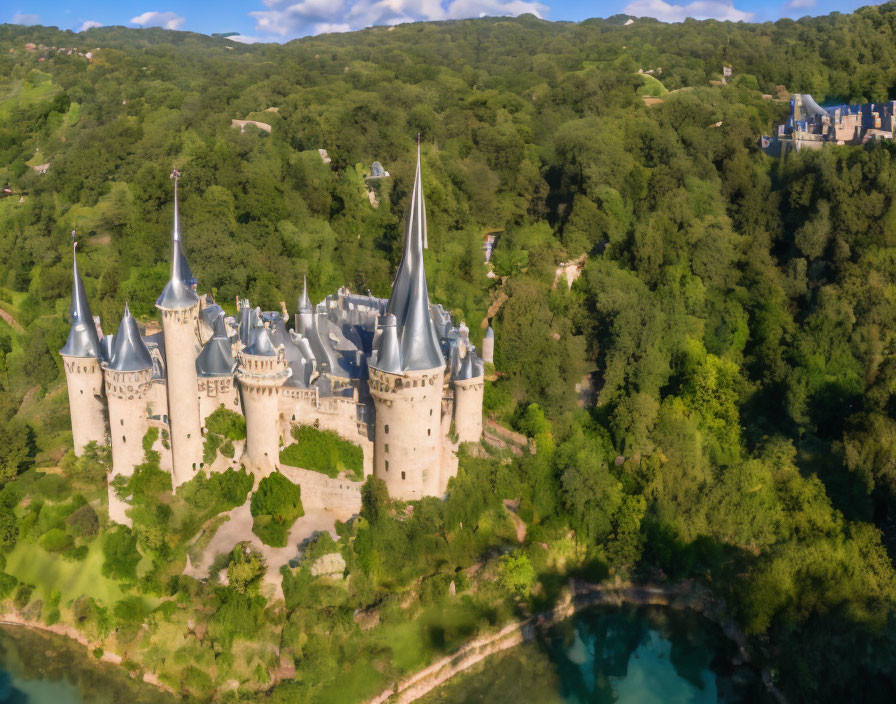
left=35, top=473, right=72, bottom=501
left=63, top=545, right=89, bottom=562
left=226, top=543, right=266, bottom=594
left=102, top=525, right=141, bottom=581
left=0, top=572, right=17, bottom=599
left=206, top=407, right=247, bottom=441
left=39, top=527, right=73, bottom=552
left=203, top=433, right=222, bottom=465
left=13, top=582, right=34, bottom=609
left=66, top=504, right=99, bottom=538
left=142, top=427, right=159, bottom=454
left=280, top=425, right=363, bottom=481
left=180, top=468, right=253, bottom=516
left=221, top=439, right=235, bottom=458
left=498, top=552, right=535, bottom=596
left=250, top=473, right=303, bottom=547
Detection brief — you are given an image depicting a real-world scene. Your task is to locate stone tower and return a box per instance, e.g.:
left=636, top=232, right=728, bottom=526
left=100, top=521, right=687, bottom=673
left=369, top=142, right=446, bottom=501
left=481, top=325, right=494, bottom=364
left=59, top=235, right=107, bottom=456
left=102, top=304, right=154, bottom=525
left=237, top=322, right=290, bottom=474
left=156, top=170, right=203, bottom=490
left=452, top=339, right=485, bottom=444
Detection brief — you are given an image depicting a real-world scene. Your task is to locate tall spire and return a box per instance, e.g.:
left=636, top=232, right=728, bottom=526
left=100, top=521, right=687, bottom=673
left=298, top=274, right=312, bottom=312
left=60, top=231, right=102, bottom=358
left=106, top=303, right=153, bottom=371
left=156, top=169, right=199, bottom=310
left=380, top=137, right=443, bottom=372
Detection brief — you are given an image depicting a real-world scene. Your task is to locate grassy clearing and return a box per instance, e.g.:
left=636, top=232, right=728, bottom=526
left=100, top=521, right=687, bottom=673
left=4, top=538, right=127, bottom=607
left=636, top=72, right=668, bottom=96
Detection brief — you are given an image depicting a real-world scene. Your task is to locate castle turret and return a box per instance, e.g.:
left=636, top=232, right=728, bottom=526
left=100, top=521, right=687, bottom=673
left=369, top=140, right=446, bottom=500
left=59, top=234, right=107, bottom=456
left=237, top=323, right=290, bottom=473
left=295, top=275, right=314, bottom=335
left=451, top=340, right=484, bottom=444
left=156, top=170, right=203, bottom=490
left=102, top=303, right=153, bottom=525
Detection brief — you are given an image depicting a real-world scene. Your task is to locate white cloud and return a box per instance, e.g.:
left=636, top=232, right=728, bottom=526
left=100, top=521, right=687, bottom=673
left=130, top=11, right=186, bottom=30
left=623, top=0, right=753, bottom=22
left=250, top=0, right=546, bottom=38
left=78, top=20, right=103, bottom=31
left=787, top=0, right=815, bottom=8
left=11, top=12, right=40, bottom=26
left=228, top=34, right=265, bottom=43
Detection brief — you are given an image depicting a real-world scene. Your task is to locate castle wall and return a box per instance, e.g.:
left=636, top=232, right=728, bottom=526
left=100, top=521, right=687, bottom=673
left=199, top=377, right=242, bottom=426
left=61, top=356, right=106, bottom=456
left=103, top=367, right=152, bottom=525
left=481, top=336, right=494, bottom=364
left=453, top=377, right=484, bottom=444
left=158, top=304, right=203, bottom=490
left=369, top=366, right=445, bottom=501
left=278, top=465, right=362, bottom=515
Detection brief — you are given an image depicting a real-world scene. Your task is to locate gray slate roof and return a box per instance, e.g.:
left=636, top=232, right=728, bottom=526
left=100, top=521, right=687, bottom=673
left=156, top=174, right=200, bottom=310
left=106, top=304, right=153, bottom=371
left=60, top=241, right=103, bottom=359
left=196, top=316, right=237, bottom=377
left=379, top=142, right=444, bottom=372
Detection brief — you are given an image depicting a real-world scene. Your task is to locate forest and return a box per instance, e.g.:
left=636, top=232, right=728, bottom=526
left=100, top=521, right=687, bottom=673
left=2, top=4, right=896, bottom=702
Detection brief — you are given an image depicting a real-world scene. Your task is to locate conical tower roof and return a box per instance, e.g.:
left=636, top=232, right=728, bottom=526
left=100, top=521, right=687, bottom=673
left=196, top=316, right=237, bottom=377
left=106, top=303, right=153, bottom=371
left=157, top=169, right=200, bottom=310
left=383, top=139, right=444, bottom=372
left=60, top=235, right=102, bottom=359
left=298, top=275, right=312, bottom=313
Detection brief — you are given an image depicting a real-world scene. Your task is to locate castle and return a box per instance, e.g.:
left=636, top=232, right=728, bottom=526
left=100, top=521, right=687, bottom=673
left=761, top=93, right=896, bottom=156
left=59, top=146, right=486, bottom=524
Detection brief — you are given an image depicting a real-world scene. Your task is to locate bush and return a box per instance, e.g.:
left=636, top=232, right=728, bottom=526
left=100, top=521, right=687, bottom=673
left=206, top=407, right=247, bottom=441
left=250, top=473, right=304, bottom=547
left=39, top=527, right=73, bottom=553
left=34, top=473, right=72, bottom=501
left=66, top=504, right=99, bottom=539
left=63, top=545, right=89, bottom=562
left=179, top=468, right=253, bottom=516
left=0, top=572, right=17, bottom=599
left=221, top=439, right=235, bottom=458
left=203, top=433, right=222, bottom=465
left=142, top=427, right=159, bottom=455
left=280, top=425, right=363, bottom=481
left=13, top=582, right=34, bottom=609
left=102, top=525, right=141, bottom=581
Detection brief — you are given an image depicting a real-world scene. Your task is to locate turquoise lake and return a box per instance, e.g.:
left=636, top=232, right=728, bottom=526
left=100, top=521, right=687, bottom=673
left=422, top=605, right=767, bottom=703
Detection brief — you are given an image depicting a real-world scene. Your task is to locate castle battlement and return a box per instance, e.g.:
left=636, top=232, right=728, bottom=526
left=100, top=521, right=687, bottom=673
left=60, top=145, right=488, bottom=522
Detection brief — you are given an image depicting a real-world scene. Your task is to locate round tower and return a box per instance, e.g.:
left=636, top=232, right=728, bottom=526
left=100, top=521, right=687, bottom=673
left=453, top=376, right=484, bottom=443
left=102, top=304, right=153, bottom=525
left=370, top=363, right=445, bottom=500
left=369, top=140, right=448, bottom=501
left=156, top=170, right=203, bottom=490
left=481, top=325, right=494, bottom=364
left=237, top=325, right=290, bottom=474
left=59, top=236, right=107, bottom=455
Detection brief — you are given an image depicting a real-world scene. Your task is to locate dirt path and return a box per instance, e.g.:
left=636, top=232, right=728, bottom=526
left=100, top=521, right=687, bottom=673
left=183, top=500, right=350, bottom=600
left=0, top=303, right=23, bottom=332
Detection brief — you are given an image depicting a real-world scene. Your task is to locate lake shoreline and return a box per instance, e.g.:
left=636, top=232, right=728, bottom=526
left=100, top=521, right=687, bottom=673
left=366, top=578, right=789, bottom=704
left=2, top=578, right=788, bottom=704
left=0, top=611, right=177, bottom=696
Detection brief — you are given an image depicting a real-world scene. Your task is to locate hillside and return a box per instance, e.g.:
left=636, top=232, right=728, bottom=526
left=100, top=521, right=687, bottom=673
left=1, top=6, right=896, bottom=702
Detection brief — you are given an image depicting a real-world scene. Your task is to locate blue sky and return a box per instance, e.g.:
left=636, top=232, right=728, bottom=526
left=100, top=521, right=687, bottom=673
left=4, top=0, right=879, bottom=43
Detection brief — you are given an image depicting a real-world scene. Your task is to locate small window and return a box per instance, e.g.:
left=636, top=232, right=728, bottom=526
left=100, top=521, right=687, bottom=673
left=401, top=471, right=406, bottom=480
left=192, top=463, right=196, bottom=471
left=187, top=433, right=191, bottom=439
left=429, top=409, right=432, bottom=416
left=385, top=443, right=389, bottom=453
left=427, top=428, right=431, bottom=436
left=80, top=389, right=83, bottom=395
left=385, top=424, right=389, bottom=434
left=122, top=435, right=126, bottom=443
left=120, top=419, right=124, bottom=426
left=385, top=460, right=389, bottom=472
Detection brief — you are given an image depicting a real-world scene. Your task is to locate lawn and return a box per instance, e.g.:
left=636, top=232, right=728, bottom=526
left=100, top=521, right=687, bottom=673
left=4, top=538, right=127, bottom=607
left=279, top=425, right=363, bottom=481
left=636, top=72, right=668, bottom=97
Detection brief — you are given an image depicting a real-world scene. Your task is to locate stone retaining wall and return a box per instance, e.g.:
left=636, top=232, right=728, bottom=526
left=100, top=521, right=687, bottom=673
left=278, top=464, right=362, bottom=513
